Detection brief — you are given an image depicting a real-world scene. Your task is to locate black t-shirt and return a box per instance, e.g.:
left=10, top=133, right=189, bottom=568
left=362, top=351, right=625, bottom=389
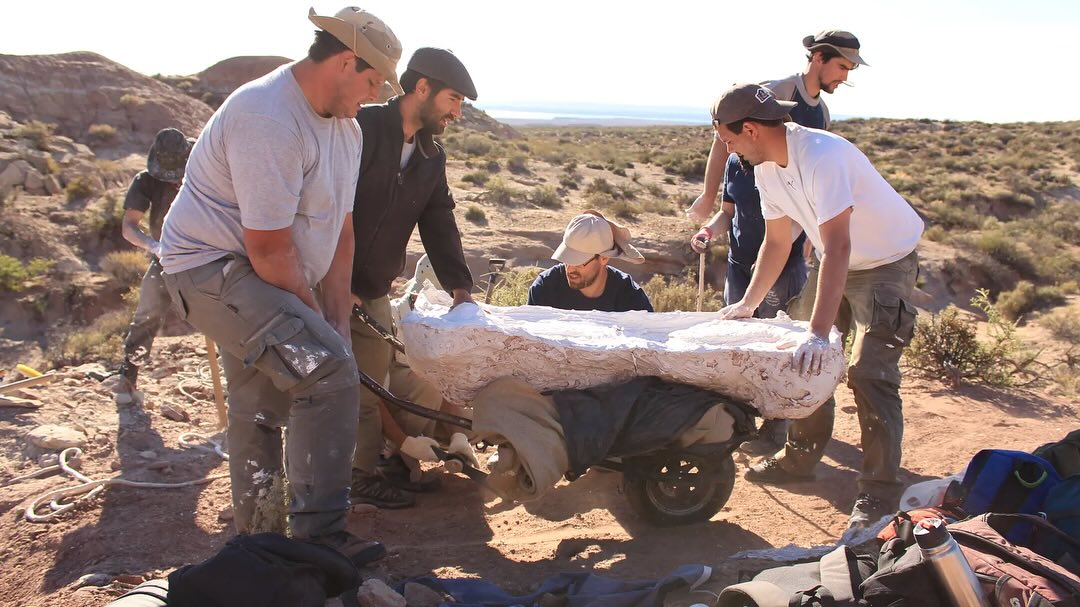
left=527, top=265, right=654, bottom=312
left=122, top=170, right=180, bottom=241
left=723, top=155, right=806, bottom=269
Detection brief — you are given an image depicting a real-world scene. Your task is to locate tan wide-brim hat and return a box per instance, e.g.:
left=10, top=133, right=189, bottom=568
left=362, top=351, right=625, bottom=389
left=552, top=210, right=645, bottom=266
left=308, top=6, right=404, bottom=95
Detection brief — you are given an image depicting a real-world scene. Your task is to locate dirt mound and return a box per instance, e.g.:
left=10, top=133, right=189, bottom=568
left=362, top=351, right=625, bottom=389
left=0, top=52, right=213, bottom=150
left=195, top=55, right=291, bottom=94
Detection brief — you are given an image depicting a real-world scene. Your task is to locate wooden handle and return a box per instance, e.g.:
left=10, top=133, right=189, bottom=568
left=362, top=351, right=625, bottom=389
left=205, top=336, right=228, bottom=431
left=696, top=254, right=706, bottom=312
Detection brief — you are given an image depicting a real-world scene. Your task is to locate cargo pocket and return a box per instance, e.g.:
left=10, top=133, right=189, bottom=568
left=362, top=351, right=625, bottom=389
left=852, top=293, right=917, bottom=383
left=241, top=311, right=333, bottom=391
left=164, top=280, right=189, bottom=320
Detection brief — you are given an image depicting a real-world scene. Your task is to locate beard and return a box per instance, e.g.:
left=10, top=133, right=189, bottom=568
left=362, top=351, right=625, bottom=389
left=419, top=97, right=454, bottom=134
left=566, top=265, right=601, bottom=290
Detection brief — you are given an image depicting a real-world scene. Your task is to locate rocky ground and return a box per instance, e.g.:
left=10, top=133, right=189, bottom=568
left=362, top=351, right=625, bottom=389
left=0, top=334, right=1076, bottom=606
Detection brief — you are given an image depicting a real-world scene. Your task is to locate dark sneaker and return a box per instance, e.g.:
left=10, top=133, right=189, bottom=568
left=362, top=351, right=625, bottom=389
left=350, top=471, right=415, bottom=509
left=304, top=530, right=386, bottom=567
left=848, top=493, right=891, bottom=530
left=744, top=457, right=815, bottom=484
left=377, top=455, right=442, bottom=493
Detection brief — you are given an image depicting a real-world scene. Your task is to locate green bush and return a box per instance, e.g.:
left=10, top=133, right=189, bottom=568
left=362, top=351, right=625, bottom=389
left=507, top=154, right=529, bottom=174
left=641, top=274, right=723, bottom=312
left=461, top=171, right=490, bottom=186
left=87, top=123, right=118, bottom=143
left=485, top=266, right=542, bottom=306
left=119, top=93, right=146, bottom=107
left=1040, top=309, right=1080, bottom=345
left=0, top=255, right=53, bottom=292
left=15, top=120, right=55, bottom=151
left=483, top=159, right=501, bottom=173
left=101, top=250, right=149, bottom=286
left=51, top=310, right=131, bottom=366
left=995, top=281, right=1065, bottom=322
left=529, top=185, right=562, bottom=209
left=464, top=204, right=486, bottom=224
left=482, top=177, right=524, bottom=206
left=65, top=176, right=99, bottom=202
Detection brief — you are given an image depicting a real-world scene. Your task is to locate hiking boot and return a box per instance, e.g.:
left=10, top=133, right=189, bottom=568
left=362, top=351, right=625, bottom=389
left=377, top=455, right=442, bottom=493
left=350, top=470, right=415, bottom=509
left=744, top=457, right=815, bottom=484
left=304, top=530, right=386, bottom=567
left=739, top=419, right=788, bottom=456
left=847, top=493, right=891, bottom=530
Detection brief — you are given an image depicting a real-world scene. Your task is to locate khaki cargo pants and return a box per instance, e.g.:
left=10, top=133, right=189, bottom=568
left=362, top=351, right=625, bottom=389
left=777, top=250, right=919, bottom=498
left=119, top=257, right=171, bottom=378
left=162, top=256, right=360, bottom=539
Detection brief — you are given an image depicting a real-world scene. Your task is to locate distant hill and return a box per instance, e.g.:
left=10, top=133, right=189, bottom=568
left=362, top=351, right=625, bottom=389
left=0, top=52, right=213, bottom=149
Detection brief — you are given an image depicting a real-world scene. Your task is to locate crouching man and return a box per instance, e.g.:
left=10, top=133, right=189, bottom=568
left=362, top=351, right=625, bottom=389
left=157, top=7, right=403, bottom=564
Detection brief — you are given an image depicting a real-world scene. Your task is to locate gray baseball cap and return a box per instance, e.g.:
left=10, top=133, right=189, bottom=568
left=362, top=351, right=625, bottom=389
left=407, top=47, right=477, bottom=100
left=803, top=30, right=869, bottom=67
left=710, top=83, right=796, bottom=126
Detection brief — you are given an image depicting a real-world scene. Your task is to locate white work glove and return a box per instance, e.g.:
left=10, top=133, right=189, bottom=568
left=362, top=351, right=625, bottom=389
left=789, top=332, right=830, bottom=377
left=685, top=193, right=714, bottom=224
left=448, top=432, right=480, bottom=468
left=690, top=226, right=713, bottom=254
left=400, top=436, right=440, bottom=463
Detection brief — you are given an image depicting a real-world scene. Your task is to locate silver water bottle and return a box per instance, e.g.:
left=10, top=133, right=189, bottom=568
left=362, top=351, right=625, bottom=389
left=914, top=518, right=990, bottom=607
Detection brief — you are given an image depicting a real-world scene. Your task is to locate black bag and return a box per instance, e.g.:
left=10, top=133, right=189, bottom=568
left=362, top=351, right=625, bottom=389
left=167, top=533, right=360, bottom=607
left=716, top=546, right=877, bottom=606
left=1034, top=429, right=1080, bottom=478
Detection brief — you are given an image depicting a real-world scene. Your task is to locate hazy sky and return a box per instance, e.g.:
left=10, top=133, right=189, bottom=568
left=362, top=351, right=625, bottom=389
left=6, top=0, right=1079, bottom=122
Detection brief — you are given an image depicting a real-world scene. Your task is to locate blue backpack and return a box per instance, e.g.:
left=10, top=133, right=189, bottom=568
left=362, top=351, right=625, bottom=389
left=960, top=449, right=1061, bottom=542
left=1036, top=474, right=1080, bottom=570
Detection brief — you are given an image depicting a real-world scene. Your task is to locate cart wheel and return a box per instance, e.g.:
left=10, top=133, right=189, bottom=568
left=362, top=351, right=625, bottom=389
left=622, top=452, right=735, bottom=526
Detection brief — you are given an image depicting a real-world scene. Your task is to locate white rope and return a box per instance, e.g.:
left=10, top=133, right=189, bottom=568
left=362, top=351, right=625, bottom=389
left=11, top=359, right=231, bottom=523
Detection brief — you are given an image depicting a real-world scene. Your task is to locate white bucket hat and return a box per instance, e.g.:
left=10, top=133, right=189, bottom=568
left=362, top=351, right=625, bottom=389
left=552, top=210, right=645, bottom=266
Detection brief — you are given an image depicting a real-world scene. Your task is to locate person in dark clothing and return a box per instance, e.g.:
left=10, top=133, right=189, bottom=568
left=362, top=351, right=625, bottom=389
left=528, top=211, right=653, bottom=313
left=348, top=47, right=478, bottom=509
left=114, top=127, right=193, bottom=393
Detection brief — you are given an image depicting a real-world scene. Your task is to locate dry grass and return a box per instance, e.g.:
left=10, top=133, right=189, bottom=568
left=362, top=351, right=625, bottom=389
left=641, top=274, right=723, bottom=312
left=101, top=250, right=149, bottom=286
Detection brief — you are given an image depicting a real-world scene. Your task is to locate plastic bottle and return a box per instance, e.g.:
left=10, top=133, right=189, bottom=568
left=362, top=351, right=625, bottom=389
left=914, top=518, right=990, bottom=607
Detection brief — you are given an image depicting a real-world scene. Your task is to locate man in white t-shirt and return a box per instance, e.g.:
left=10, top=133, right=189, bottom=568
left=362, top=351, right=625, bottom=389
left=158, top=7, right=402, bottom=564
left=712, top=83, right=924, bottom=529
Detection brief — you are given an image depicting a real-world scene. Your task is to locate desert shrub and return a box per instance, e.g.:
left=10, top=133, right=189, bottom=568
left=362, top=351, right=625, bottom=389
left=51, top=310, right=130, bottom=366
left=507, top=154, right=529, bottom=174
left=559, top=175, right=579, bottom=190
left=645, top=183, right=665, bottom=198
left=995, top=281, right=1065, bottom=322
left=0, top=255, right=53, bottom=292
left=87, top=123, right=118, bottom=143
left=923, top=225, right=949, bottom=242
left=1040, top=309, right=1080, bottom=345
left=79, top=193, right=124, bottom=241
left=44, top=157, right=61, bottom=175
left=461, top=171, right=489, bottom=186
left=663, top=176, right=676, bottom=185
left=456, top=133, right=494, bottom=157
left=974, top=231, right=1036, bottom=277
left=485, top=266, right=542, bottom=306
left=481, top=177, right=523, bottom=206
left=65, top=176, right=99, bottom=202
left=101, top=250, right=149, bottom=286
left=464, top=205, right=486, bottom=224
left=586, top=190, right=641, bottom=219
left=484, top=159, right=501, bottom=173
left=641, top=274, right=723, bottom=312
left=529, top=185, right=562, bottom=209
left=612, top=167, right=627, bottom=177
left=118, top=93, right=146, bottom=107
left=586, top=162, right=605, bottom=170
left=16, top=120, right=56, bottom=151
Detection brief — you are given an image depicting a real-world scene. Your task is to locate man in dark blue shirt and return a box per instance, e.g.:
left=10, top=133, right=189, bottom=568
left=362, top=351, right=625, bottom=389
left=528, top=212, right=653, bottom=313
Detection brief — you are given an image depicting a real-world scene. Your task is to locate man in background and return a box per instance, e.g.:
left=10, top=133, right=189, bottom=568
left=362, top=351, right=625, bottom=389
left=529, top=211, right=653, bottom=313
left=114, top=128, right=193, bottom=394
left=687, top=30, right=868, bottom=454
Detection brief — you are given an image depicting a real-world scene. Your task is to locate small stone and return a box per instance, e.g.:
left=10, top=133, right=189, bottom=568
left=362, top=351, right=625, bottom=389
left=38, top=453, right=59, bottom=467
left=356, top=579, right=406, bottom=607
left=110, top=459, right=122, bottom=471
left=114, top=574, right=145, bottom=585
left=147, top=461, right=172, bottom=472
left=63, top=377, right=80, bottom=386
left=115, top=392, right=134, bottom=406
left=403, top=582, right=446, bottom=607
left=149, top=367, right=174, bottom=380
left=27, top=425, right=86, bottom=449
left=75, top=573, right=111, bottom=588
left=138, top=450, right=157, bottom=460
left=160, top=402, right=190, bottom=422
left=218, top=506, right=234, bottom=522
left=349, top=503, right=379, bottom=516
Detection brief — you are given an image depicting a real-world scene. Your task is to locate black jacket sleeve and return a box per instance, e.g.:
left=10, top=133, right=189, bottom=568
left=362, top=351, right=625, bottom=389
left=417, top=166, right=473, bottom=293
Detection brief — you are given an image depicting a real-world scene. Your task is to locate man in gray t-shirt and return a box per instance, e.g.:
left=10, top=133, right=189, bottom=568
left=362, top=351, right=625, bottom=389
left=157, top=7, right=403, bottom=566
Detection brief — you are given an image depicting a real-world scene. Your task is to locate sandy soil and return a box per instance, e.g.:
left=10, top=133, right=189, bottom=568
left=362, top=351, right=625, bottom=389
left=1, top=334, right=1075, bottom=607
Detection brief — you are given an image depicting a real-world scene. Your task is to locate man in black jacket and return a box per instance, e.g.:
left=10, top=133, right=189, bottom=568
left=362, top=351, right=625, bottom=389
left=348, top=47, right=477, bottom=508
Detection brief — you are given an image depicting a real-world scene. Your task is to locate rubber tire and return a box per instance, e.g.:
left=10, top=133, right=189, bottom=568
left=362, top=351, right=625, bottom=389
left=622, top=452, right=736, bottom=526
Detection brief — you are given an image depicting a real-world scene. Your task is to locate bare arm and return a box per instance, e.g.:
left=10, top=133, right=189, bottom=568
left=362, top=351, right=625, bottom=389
left=121, top=210, right=157, bottom=253
left=242, top=226, right=320, bottom=314
left=808, top=208, right=853, bottom=338
left=691, top=201, right=735, bottom=253
left=719, top=216, right=793, bottom=319
left=319, top=213, right=355, bottom=340
left=686, top=137, right=729, bottom=222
